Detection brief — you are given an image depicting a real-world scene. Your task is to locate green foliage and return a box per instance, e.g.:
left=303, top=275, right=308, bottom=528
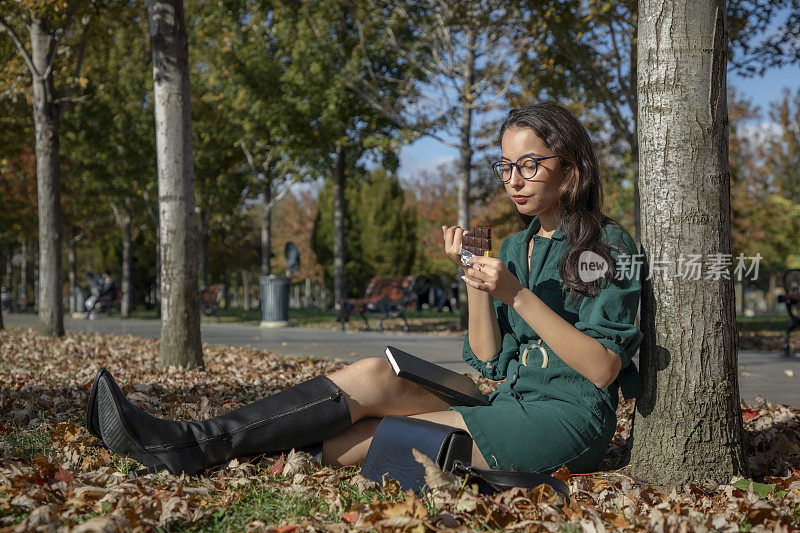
left=732, top=478, right=787, bottom=499
left=729, top=90, right=800, bottom=274
left=357, top=168, right=417, bottom=277
left=58, top=9, right=159, bottom=302
left=312, top=168, right=417, bottom=296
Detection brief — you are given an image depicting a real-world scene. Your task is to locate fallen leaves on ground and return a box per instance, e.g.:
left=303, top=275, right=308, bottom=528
left=1, top=327, right=799, bottom=532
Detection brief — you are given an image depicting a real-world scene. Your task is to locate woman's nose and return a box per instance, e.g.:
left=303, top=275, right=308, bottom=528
left=508, top=165, right=525, bottom=187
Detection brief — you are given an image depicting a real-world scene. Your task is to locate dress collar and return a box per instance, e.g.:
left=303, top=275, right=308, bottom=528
left=526, top=214, right=566, bottom=241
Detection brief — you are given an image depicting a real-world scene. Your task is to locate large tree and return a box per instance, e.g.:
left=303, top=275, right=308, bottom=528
left=629, top=0, right=749, bottom=487
left=145, top=0, right=203, bottom=368
left=273, top=0, right=415, bottom=319
left=0, top=2, right=96, bottom=336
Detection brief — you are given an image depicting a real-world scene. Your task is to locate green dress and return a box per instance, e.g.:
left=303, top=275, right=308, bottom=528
left=449, top=214, right=644, bottom=473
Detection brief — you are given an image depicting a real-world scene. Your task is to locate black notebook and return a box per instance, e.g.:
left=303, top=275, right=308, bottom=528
left=384, top=345, right=490, bottom=407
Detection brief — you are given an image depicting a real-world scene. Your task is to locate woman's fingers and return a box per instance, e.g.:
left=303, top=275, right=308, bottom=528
left=442, top=225, right=466, bottom=262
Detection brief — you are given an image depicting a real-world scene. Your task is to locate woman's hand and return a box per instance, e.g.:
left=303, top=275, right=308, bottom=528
left=442, top=225, right=467, bottom=267
left=462, top=256, right=525, bottom=306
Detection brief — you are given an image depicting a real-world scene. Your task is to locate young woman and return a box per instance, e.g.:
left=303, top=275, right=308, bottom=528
left=85, top=101, right=643, bottom=476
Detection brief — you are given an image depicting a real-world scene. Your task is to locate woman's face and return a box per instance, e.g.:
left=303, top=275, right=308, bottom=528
left=499, top=126, right=564, bottom=218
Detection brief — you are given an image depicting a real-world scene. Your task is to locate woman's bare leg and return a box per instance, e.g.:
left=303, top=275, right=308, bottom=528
left=323, top=358, right=490, bottom=469
left=326, top=357, right=455, bottom=422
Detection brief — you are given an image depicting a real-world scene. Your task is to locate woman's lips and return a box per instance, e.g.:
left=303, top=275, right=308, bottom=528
left=512, top=195, right=530, bottom=204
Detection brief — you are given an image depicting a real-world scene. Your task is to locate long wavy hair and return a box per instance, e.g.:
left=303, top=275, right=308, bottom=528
left=498, top=102, right=629, bottom=302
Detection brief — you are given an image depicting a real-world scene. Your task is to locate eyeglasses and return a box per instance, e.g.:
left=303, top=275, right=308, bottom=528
left=491, top=154, right=559, bottom=183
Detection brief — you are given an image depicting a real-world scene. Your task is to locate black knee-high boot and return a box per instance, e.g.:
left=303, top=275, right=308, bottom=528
left=85, top=368, right=352, bottom=475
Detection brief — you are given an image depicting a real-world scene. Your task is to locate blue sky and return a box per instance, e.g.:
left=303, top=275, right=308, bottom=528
left=396, top=66, right=800, bottom=181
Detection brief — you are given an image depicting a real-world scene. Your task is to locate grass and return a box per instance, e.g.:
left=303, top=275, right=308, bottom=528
left=168, top=472, right=391, bottom=532
left=1, top=420, right=53, bottom=462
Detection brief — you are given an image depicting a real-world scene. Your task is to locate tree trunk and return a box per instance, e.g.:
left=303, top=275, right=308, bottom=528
left=154, top=215, right=162, bottom=318
left=629, top=20, right=642, bottom=250
left=457, top=29, right=476, bottom=330
left=19, top=238, right=28, bottom=310
left=197, top=206, right=208, bottom=290
left=146, top=0, right=203, bottom=369
left=332, top=144, right=347, bottom=315
left=111, top=201, right=134, bottom=318
left=628, top=0, right=748, bottom=488
left=30, top=16, right=64, bottom=336
left=121, top=214, right=132, bottom=318
left=261, top=166, right=273, bottom=277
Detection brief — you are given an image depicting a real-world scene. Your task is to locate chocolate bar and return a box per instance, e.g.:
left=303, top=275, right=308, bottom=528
left=462, top=226, right=492, bottom=256
left=461, top=226, right=492, bottom=266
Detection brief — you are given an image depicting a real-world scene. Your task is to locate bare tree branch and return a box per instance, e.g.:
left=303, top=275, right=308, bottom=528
left=109, top=202, right=131, bottom=229
left=41, top=3, right=79, bottom=81
left=0, top=15, right=40, bottom=79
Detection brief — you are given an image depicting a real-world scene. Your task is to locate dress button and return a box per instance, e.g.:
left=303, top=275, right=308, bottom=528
left=486, top=362, right=493, bottom=368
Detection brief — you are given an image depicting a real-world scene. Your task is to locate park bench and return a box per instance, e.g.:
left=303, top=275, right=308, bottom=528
left=339, top=275, right=415, bottom=332
left=777, top=269, right=800, bottom=357
left=200, top=284, right=225, bottom=316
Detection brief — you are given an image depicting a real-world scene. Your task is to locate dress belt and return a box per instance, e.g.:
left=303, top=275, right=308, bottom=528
left=520, top=340, right=549, bottom=368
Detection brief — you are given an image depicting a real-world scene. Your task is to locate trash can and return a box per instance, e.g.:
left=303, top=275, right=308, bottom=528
left=260, top=275, right=289, bottom=328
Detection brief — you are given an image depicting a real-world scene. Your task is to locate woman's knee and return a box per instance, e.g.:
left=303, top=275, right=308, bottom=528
left=353, top=357, right=394, bottom=380
left=328, top=358, right=395, bottom=420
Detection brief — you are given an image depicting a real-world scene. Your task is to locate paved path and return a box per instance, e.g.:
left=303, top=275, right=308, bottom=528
left=4, top=313, right=798, bottom=407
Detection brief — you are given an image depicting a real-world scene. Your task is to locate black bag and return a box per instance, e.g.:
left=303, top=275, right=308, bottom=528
left=360, top=415, right=570, bottom=500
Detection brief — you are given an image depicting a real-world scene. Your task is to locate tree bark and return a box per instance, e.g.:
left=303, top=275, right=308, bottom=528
left=154, top=211, right=162, bottom=318
left=146, top=0, right=203, bottom=369
left=261, top=165, right=273, bottom=277
left=457, top=29, right=476, bottom=330
left=29, top=16, right=64, bottom=336
left=628, top=0, right=748, bottom=488
left=332, top=144, right=347, bottom=315
left=629, top=18, right=642, bottom=250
